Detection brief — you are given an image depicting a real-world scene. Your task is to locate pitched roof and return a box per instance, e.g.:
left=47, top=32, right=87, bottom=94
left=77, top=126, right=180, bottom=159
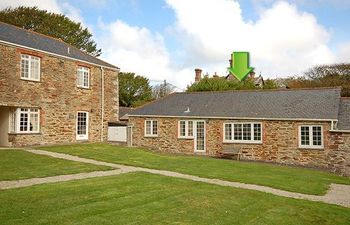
left=119, top=107, right=134, bottom=120
left=338, top=98, right=350, bottom=130
left=130, top=87, right=342, bottom=120
left=0, top=22, right=118, bottom=69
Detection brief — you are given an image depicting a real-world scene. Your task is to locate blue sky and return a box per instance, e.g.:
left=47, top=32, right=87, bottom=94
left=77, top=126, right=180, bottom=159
left=1, top=0, right=349, bottom=88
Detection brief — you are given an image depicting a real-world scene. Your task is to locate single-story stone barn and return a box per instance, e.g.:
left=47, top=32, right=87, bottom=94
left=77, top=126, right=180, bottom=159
left=128, top=87, right=350, bottom=176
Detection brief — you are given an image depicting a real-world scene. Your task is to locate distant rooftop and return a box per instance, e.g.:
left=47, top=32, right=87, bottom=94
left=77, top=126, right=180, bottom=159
left=0, top=22, right=118, bottom=69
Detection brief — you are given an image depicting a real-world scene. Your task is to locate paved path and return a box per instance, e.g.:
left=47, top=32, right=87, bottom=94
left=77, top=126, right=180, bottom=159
left=1, top=149, right=350, bottom=208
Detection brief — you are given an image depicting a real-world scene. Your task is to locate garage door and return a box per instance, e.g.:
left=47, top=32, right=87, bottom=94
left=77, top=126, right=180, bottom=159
left=108, top=126, right=127, bottom=142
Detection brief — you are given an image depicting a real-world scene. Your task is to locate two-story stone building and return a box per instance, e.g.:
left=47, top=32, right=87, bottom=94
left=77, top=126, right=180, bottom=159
left=0, top=22, right=119, bottom=147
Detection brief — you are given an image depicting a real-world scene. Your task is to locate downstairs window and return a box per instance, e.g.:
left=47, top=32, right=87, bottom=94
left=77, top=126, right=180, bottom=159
left=9, top=108, right=40, bottom=133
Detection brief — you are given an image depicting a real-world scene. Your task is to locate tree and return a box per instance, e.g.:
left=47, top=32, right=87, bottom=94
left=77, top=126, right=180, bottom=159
left=286, top=63, right=350, bottom=96
left=152, top=81, right=176, bottom=99
left=119, top=72, right=153, bottom=107
left=263, top=79, right=278, bottom=89
left=0, top=6, right=101, bottom=56
left=186, top=76, right=257, bottom=92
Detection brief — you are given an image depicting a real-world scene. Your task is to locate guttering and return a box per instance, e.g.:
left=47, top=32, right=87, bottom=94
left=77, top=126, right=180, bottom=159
left=128, top=114, right=338, bottom=122
left=330, top=129, right=350, bottom=133
left=100, top=66, right=105, bottom=142
left=0, top=40, right=119, bottom=71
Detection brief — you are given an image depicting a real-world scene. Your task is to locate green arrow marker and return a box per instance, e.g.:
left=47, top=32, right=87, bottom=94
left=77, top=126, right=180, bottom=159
left=228, top=52, right=254, bottom=81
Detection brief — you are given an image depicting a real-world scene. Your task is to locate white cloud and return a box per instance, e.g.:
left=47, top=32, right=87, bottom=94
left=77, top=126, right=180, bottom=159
left=165, top=0, right=336, bottom=79
left=0, top=0, right=61, bottom=12
left=337, top=42, right=350, bottom=63
left=0, top=0, right=84, bottom=24
left=98, top=20, right=185, bottom=85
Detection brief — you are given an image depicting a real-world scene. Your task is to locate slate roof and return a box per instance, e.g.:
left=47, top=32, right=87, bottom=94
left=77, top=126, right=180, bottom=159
left=338, top=98, right=350, bottom=130
left=130, top=87, right=342, bottom=120
left=119, top=107, right=134, bottom=121
left=0, top=22, right=118, bottom=69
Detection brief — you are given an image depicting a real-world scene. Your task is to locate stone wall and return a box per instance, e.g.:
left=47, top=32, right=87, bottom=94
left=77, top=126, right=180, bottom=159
left=0, top=43, right=118, bottom=147
left=328, top=132, right=350, bottom=176
left=129, top=116, right=350, bottom=176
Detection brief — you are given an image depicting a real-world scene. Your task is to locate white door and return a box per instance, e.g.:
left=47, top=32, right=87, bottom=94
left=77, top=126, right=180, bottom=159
left=76, top=111, right=89, bottom=140
left=194, top=121, right=205, bottom=152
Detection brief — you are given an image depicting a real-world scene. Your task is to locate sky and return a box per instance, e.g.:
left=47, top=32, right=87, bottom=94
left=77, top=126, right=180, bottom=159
left=1, top=0, right=350, bottom=89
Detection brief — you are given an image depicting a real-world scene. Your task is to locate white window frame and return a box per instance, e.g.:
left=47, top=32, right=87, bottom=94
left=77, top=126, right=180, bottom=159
left=223, top=122, right=262, bottom=144
left=20, top=54, right=41, bottom=81
left=76, top=111, right=89, bottom=140
left=144, top=120, right=158, bottom=137
left=178, top=120, right=194, bottom=139
left=298, top=125, right=324, bottom=149
left=9, top=108, right=40, bottom=134
left=77, top=66, right=90, bottom=88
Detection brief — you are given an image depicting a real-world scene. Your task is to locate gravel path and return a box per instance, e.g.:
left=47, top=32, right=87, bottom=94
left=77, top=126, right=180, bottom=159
left=1, top=149, right=349, bottom=208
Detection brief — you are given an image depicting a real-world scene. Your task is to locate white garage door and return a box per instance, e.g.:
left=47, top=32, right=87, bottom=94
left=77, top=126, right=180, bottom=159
left=108, top=126, right=127, bottom=142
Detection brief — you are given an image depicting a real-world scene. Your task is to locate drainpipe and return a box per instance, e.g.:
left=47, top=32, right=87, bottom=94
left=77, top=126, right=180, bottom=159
left=100, top=66, right=105, bottom=142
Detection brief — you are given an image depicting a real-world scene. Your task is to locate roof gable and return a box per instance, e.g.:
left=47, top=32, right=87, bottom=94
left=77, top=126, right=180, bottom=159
left=130, top=87, right=342, bottom=120
left=0, top=22, right=118, bottom=69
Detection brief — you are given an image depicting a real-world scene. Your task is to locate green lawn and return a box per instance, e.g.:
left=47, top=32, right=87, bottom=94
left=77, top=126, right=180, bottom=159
left=39, top=143, right=350, bottom=195
left=0, top=172, right=349, bottom=225
left=0, top=150, right=111, bottom=181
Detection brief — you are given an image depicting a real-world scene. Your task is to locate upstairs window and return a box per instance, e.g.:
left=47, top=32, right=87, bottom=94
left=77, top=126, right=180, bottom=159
left=145, top=120, right=158, bottom=137
left=299, top=125, right=323, bottom=149
left=178, top=120, right=194, bottom=138
left=224, top=122, right=262, bottom=143
left=21, top=54, right=40, bottom=81
left=77, top=66, right=90, bottom=88
left=9, top=108, right=40, bottom=133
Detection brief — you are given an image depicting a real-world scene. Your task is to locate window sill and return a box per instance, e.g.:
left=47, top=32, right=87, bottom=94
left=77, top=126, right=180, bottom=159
left=144, top=135, right=158, bottom=138
left=20, top=78, right=41, bottom=82
left=77, top=86, right=90, bottom=90
left=298, top=146, right=324, bottom=150
left=223, top=140, right=262, bottom=144
left=8, top=132, right=41, bottom=135
left=178, top=136, right=194, bottom=140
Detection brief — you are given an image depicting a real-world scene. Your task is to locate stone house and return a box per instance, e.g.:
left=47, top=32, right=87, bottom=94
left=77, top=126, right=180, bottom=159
left=0, top=22, right=119, bottom=147
left=128, top=87, right=350, bottom=176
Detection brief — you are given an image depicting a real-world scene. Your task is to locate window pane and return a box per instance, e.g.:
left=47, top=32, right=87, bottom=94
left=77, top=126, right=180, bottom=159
left=188, top=121, right=193, bottom=136
left=77, top=70, right=83, bottom=86
left=300, top=126, right=310, bottom=145
left=83, top=71, right=89, bottom=87
left=243, top=124, right=251, bottom=140
left=224, top=124, right=232, bottom=140
left=30, top=113, right=39, bottom=132
left=77, top=112, right=87, bottom=135
left=20, top=113, right=28, bottom=132
left=254, top=123, right=261, bottom=141
left=179, top=121, right=186, bottom=137
left=233, top=124, right=242, bottom=140
left=145, top=121, right=151, bottom=135
left=21, top=56, right=29, bottom=78
left=312, top=126, right=322, bottom=146
left=152, top=121, right=158, bottom=135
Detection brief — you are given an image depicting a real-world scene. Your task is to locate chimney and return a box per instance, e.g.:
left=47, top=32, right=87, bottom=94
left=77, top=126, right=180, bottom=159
left=194, top=68, right=202, bottom=83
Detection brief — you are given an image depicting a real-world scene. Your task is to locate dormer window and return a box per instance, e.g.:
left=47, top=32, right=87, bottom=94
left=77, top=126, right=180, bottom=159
left=77, top=66, right=90, bottom=88
left=20, top=54, right=40, bottom=81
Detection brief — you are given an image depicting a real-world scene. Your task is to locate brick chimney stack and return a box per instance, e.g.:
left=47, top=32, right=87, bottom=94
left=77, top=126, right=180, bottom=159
left=194, top=68, right=202, bottom=83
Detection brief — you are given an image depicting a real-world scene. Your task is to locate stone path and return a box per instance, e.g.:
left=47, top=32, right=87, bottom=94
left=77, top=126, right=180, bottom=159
left=1, top=149, right=350, bottom=208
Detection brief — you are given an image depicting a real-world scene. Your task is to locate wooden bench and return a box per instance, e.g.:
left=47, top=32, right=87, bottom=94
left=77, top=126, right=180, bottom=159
left=218, top=145, right=241, bottom=160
